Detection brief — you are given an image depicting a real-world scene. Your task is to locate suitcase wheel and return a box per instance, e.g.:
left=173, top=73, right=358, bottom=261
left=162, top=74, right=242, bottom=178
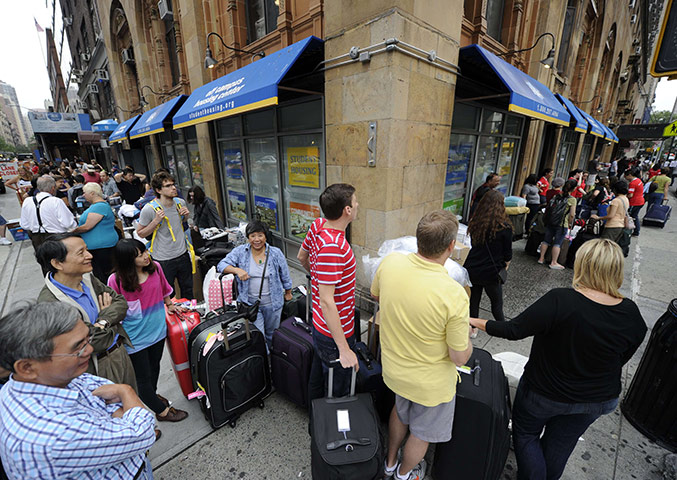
left=258, top=400, right=265, bottom=409
left=229, top=419, right=237, bottom=428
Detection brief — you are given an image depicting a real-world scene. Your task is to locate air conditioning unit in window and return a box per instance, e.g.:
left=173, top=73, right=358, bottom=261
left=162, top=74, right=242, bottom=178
left=88, top=83, right=99, bottom=94
left=121, top=48, right=135, bottom=65
left=95, top=69, right=109, bottom=81
left=71, top=68, right=83, bottom=77
left=63, top=16, right=73, bottom=27
left=158, top=0, right=173, bottom=19
left=629, top=0, right=636, bottom=8
left=76, top=99, right=87, bottom=109
left=635, top=46, right=642, bottom=55
left=81, top=52, right=91, bottom=63
left=630, top=14, right=637, bottom=24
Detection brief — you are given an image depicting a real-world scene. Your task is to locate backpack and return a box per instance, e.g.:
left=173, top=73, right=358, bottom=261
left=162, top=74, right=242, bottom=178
left=544, top=194, right=570, bottom=227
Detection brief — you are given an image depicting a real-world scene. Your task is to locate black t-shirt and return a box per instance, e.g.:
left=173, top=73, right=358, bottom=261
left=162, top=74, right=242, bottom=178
left=464, top=227, right=513, bottom=284
left=118, top=177, right=143, bottom=204
left=587, top=159, right=599, bottom=174
left=486, top=288, right=646, bottom=403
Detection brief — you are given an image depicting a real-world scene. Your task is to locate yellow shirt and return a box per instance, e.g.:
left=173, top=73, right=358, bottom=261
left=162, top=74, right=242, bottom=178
left=370, top=252, right=469, bottom=407
left=651, top=175, right=670, bottom=195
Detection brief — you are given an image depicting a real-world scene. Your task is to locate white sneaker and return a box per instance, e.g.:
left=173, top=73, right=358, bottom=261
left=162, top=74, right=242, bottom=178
left=0, top=238, right=11, bottom=246
left=398, top=459, right=427, bottom=480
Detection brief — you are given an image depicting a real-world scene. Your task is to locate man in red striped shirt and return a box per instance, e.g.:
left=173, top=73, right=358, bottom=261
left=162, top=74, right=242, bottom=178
left=298, top=183, right=359, bottom=399
left=624, top=167, right=645, bottom=237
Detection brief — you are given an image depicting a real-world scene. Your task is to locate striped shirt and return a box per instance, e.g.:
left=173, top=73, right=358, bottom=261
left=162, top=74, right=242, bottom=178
left=301, top=217, right=356, bottom=338
left=0, top=373, right=155, bottom=480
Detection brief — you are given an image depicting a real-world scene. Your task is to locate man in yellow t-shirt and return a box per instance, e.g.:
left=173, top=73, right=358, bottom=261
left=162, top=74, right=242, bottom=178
left=647, top=168, right=671, bottom=210
left=371, top=210, right=472, bottom=480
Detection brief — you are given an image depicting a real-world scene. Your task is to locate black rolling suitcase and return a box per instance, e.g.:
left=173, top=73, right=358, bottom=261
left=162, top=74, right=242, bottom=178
left=525, top=230, right=544, bottom=257
left=566, top=231, right=596, bottom=268
left=310, top=366, right=384, bottom=480
left=432, top=348, right=511, bottom=480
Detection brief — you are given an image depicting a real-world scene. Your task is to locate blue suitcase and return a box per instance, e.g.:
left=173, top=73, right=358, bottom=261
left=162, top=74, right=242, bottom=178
left=643, top=202, right=671, bottom=228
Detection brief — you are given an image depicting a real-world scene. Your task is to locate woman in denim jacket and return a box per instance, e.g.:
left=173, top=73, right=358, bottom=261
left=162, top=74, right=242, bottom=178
left=217, top=220, right=292, bottom=349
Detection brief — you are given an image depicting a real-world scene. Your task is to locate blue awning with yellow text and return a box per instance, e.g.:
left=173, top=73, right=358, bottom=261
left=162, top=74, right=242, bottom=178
left=129, top=95, right=187, bottom=140
left=108, top=115, right=140, bottom=144
left=173, top=36, right=323, bottom=130
left=459, top=44, right=570, bottom=126
left=574, top=107, right=605, bottom=138
left=555, top=94, right=589, bottom=134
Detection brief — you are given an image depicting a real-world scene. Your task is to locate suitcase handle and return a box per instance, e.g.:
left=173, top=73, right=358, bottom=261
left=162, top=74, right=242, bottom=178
left=327, top=362, right=357, bottom=399
left=219, top=310, right=253, bottom=351
left=292, top=318, right=312, bottom=334
left=326, top=437, right=372, bottom=451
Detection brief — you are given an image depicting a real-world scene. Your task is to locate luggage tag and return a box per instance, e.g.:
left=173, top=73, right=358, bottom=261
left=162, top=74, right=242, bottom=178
left=202, top=332, right=225, bottom=356
left=298, top=285, right=307, bottom=296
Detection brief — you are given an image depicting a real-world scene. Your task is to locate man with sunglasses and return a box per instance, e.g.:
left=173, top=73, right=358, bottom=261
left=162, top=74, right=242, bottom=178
left=0, top=302, right=156, bottom=479
left=36, top=233, right=137, bottom=389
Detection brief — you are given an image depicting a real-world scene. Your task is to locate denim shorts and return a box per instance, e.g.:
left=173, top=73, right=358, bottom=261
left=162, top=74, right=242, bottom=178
left=543, top=225, right=568, bottom=247
left=0, top=215, right=6, bottom=226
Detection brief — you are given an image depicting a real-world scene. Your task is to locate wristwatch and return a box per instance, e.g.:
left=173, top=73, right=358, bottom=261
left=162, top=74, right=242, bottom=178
left=96, top=319, right=110, bottom=329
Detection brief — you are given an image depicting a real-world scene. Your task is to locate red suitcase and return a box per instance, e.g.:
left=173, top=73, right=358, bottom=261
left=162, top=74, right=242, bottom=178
left=165, top=299, right=201, bottom=397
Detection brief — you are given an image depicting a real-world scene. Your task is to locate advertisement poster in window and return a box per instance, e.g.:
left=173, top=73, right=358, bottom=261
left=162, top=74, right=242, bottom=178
left=189, top=147, right=203, bottom=187
left=289, top=201, right=321, bottom=239
left=254, top=195, right=278, bottom=231
left=224, top=150, right=244, bottom=180
left=227, top=190, right=247, bottom=220
left=287, top=147, right=320, bottom=188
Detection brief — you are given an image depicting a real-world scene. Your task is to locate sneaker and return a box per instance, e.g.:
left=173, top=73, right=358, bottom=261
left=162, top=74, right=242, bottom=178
left=537, top=259, right=544, bottom=265
left=156, top=406, right=189, bottom=422
left=0, top=238, right=11, bottom=246
left=549, top=264, right=565, bottom=270
left=384, top=461, right=399, bottom=478
left=398, top=459, right=427, bottom=480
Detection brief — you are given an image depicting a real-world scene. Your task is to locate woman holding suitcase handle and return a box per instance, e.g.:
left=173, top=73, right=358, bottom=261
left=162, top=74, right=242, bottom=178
left=108, top=239, right=190, bottom=439
left=217, top=220, right=293, bottom=350
left=470, top=239, right=646, bottom=480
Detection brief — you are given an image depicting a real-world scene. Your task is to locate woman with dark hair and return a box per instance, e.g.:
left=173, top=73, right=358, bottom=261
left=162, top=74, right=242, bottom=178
left=108, top=239, right=189, bottom=429
left=464, top=190, right=513, bottom=323
left=585, top=176, right=611, bottom=210
left=470, top=239, right=646, bottom=480
left=188, top=185, right=224, bottom=230
left=537, top=168, right=553, bottom=205
left=538, top=179, right=577, bottom=270
left=521, top=174, right=541, bottom=235
left=217, top=220, right=293, bottom=349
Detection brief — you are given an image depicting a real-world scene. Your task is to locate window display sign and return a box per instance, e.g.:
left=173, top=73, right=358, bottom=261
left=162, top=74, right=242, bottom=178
left=225, top=150, right=244, bottom=179
left=227, top=190, right=247, bottom=220
left=254, top=195, right=278, bottom=230
left=287, top=146, right=320, bottom=188
left=289, top=201, right=321, bottom=239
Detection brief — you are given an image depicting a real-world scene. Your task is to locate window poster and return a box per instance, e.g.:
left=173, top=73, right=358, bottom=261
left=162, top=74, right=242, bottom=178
left=287, top=146, right=320, bottom=188
left=224, top=149, right=244, bottom=180
left=227, top=190, right=247, bottom=220
left=443, top=198, right=465, bottom=216
left=289, top=201, right=321, bottom=239
left=254, top=195, right=278, bottom=231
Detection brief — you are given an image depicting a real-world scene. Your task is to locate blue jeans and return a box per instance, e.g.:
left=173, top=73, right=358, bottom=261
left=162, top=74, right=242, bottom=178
left=308, top=328, right=356, bottom=401
left=646, top=192, right=664, bottom=210
left=139, top=456, right=154, bottom=479
left=253, top=303, right=282, bottom=351
left=628, top=205, right=642, bottom=235
left=512, top=379, right=618, bottom=480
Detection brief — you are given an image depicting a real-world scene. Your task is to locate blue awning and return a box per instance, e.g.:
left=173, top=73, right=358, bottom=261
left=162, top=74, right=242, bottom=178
left=599, top=123, right=619, bottom=143
left=173, top=36, right=323, bottom=129
left=574, top=107, right=605, bottom=138
left=129, top=95, right=187, bottom=140
left=609, top=129, right=619, bottom=143
left=92, top=119, right=119, bottom=133
left=554, top=94, right=588, bottom=134
left=458, top=44, right=570, bottom=126
left=109, top=115, right=140, bottom=144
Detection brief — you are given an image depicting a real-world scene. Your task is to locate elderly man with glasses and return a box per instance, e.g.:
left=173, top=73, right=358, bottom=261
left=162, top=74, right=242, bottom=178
left=0, top=302, right=156, bottom=479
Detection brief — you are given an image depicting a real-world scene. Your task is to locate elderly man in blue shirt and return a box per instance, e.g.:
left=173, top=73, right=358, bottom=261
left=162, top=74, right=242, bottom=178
left=0, top=302, right=156, bottom=479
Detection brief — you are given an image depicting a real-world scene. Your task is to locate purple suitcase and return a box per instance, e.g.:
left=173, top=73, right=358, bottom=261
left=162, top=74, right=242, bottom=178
left=642, top=202, right=671, bottom=228
left=270, top=316, right=314, bottom=408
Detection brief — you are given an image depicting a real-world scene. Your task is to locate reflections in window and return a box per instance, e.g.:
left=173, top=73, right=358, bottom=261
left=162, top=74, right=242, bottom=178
left=246, top=0, right=279, bottom=44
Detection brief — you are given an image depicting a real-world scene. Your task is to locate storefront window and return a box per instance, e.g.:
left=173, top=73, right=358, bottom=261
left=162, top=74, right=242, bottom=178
left=444, top=134, right=476, bottom=216
left=496, top=139, right=516, bottom=194
left=452, top=103, right=479, bottom=130
left=164, top=145, right=177, bottom=178
left=160, top=127, right=200, bottom=196
left=174, top=145, right=192, bottom=191
left=281, top=134, right=325, bottom=239
left=556, top=130, right=578, bottom=178
left=578, top=136, right=594, bottom=170
left=482, top=111, right=504, bottom=134
left=188, top=144, right=203, bottom=188
left=473, top=135, right=501, bottom=192
left=247, top=137, right=280, bottom=232
left=221, top=140, right=248, bottom=221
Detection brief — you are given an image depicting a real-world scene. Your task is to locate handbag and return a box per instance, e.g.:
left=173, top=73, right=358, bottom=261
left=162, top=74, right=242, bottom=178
left=486, top=244, right=508, bottom=284
left=236, top=246, right=269, bottom=320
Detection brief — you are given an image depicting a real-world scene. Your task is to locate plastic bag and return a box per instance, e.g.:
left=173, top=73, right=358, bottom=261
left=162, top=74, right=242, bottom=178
left=505, top=196, right=527, bottom=208
left=202, top=266, right=235, bottom=312
left=444, top=258, right=471, bottom=286
left=376, top=236, right=418, bottom=257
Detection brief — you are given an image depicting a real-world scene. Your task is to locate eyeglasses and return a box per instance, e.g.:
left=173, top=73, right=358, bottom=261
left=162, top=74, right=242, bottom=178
left=47, top=335, right=93, bottom=358
left=162, top=183, right=176, bottom=189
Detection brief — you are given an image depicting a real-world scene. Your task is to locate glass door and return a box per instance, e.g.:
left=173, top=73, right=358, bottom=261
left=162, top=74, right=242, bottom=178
left=496, top=139, right=516, bottom=195
left=473, top=135, right=501, bottom=194
left=246, top=137, right=281, bottom=241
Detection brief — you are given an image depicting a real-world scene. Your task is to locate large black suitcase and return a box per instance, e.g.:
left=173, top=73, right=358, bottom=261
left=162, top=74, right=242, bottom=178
left=566, top=232, right=596, bottom=268
left=189, top=307, right=271, bottom=429
left=525, top=230, right=544, bottom=257
left=432, top=348, right=511, bottom=480
left=310, top=367, right=384, bottom=480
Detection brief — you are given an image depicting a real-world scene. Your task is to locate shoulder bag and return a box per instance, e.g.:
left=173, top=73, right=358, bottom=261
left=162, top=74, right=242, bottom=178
left=486, top=242, right=507, bottom=284
left=236, top=246, right=269, bottom=320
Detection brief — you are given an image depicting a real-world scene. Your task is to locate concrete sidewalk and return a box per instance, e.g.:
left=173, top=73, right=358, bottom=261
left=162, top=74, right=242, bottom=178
left=0, top=185, right=675, bottom=479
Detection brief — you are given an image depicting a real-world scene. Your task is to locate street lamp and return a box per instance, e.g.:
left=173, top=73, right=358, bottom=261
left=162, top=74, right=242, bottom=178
left=139, top=85, right=165, bottom=107
left=204, top=32, right=265, bottom=69
left=578, top=95, right=603, bottom=114
left=113, top=104, right=141, bottom=121
left=496, top=32, right=556, bottom=69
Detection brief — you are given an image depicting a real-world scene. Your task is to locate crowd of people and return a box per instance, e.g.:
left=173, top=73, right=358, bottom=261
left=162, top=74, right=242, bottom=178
left=0, top=152, right=653, bottom=480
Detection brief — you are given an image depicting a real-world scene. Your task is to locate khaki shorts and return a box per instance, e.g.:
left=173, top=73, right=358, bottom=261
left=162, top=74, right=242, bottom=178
left=395, top=394, right=456, bottom=443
